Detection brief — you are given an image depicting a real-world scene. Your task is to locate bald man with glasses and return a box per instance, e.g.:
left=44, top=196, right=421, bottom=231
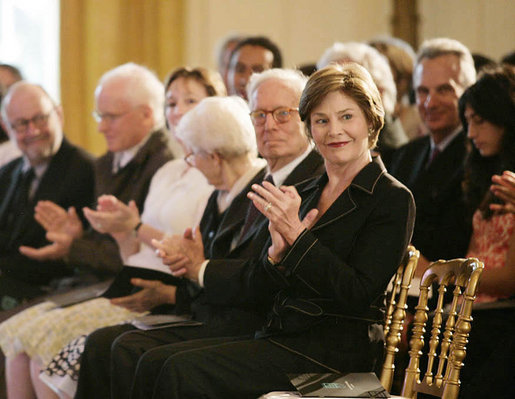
left=0, top=82, right=96, bottom=309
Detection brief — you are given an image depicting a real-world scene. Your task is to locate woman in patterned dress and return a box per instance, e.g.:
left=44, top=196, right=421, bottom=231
left=459, top=66, right=515, bottom=302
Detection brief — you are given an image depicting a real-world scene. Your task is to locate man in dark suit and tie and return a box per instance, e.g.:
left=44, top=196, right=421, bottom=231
left=389, top=38, right=477, bottom=268
left=0, top=82, right=96, bottom=309
left=75, top=68, right=325, bottom=399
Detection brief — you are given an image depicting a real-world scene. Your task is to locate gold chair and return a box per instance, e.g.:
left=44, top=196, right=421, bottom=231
left=380, top=245, right=420, bottom=392
left=401, top=258, right=484, bottom=399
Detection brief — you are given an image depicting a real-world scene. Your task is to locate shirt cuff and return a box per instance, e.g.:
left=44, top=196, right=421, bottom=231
left=198, top=259, right=210, bottom=287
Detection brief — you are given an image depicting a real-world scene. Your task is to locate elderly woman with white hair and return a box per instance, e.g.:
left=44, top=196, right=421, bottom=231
left=0, top=91, right=265, bottom=398
left=317, top=41, right=409, bottom=164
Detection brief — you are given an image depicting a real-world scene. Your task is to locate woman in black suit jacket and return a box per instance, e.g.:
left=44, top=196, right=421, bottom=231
left=145, top=63, right=416, bottom=399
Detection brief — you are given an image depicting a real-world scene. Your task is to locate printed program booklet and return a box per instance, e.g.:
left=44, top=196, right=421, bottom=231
left=130, top=314, right=202, bottom=330
left=287, top=372, right=390, bottom=398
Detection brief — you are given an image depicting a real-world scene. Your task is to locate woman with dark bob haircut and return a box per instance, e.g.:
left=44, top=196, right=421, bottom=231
left=141, top=62, right=415, bottom=398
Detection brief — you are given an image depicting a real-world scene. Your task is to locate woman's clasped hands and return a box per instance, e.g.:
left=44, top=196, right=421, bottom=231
left=248, top=180, right=318, bottom=264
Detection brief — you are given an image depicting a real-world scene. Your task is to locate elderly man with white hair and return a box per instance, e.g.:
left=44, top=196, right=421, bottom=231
left=389, top=37, right=476, bottom=269
left=317, top=41, right=408, bottom=165
left=75, top=68, right=325, bottom=399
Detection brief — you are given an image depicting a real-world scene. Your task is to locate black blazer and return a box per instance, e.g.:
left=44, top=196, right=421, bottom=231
left=389, top=131, right=471, bottom=260
left=0, top=138, right=96, bottom=284
left=265, top=157, right=415, bottom=372
left=203, top=157, right=415, bottom=373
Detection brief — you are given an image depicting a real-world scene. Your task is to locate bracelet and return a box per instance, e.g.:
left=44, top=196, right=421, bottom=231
left=133, top=221, right=143, bottom=233
left=267, top=255, right=278, bottom=265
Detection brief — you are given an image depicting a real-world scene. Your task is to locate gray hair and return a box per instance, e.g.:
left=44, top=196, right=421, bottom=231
left=95, top=62, right=165, bottom=130
left=176, top=96, right=257, bottom=158
left=316, top=42, right=397, bottom=115
left=246, top=68, right=307, bottom=110
left=415, top=38, right=476, bottom=89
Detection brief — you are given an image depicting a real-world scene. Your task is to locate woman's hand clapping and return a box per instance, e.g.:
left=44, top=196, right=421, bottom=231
left=248, top=181, right=318, bottom=263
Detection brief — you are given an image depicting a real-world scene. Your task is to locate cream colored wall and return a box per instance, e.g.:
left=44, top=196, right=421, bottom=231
left=183, top=0, right=514, bottom=70
left=420, top=0, right=515, bottom=60
left=184, top=0, right=391, bottom=69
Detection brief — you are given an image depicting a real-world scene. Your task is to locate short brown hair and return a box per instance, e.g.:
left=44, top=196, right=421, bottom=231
left=299, top=63, right=384, bottom=148
left=164, top=67, right=227, bottom=97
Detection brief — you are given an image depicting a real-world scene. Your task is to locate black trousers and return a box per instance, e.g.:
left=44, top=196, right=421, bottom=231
left=154, top=337, right=329, bottom=399
left=76, top=323, right=260, bottom=399
left=75, top=324, right=135, bottom=399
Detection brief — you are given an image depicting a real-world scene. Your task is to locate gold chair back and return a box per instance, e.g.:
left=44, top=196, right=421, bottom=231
left=401, top=258, right=484, bottom=399
left=380, top=245, right=420, bottom=392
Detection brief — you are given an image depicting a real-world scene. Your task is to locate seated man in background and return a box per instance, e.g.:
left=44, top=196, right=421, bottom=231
left=226, top=35, right=283, bottom=100
left=19, top=62, right=174, bottom=282
left=0, top=82, right=95, bottom=309
left=75, top=68, right=325, bottom=399
left=389, top=37, right=476, bottom=269
left=214, top=33, right=245, bottom=91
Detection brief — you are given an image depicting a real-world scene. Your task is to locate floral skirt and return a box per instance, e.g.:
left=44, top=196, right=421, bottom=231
left=0, top=297, right=143, bottom=397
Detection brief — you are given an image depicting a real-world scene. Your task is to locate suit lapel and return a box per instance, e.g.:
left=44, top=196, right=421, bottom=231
left=299, top=158, right=385, bottom=231
left=0, top=160, right=24, bottom=222
left=409, top=138, right=431, bottom=184
left=220, top=168, right=266, bottom=252
left=31, top=139, right=71, bottom=202
left=297, top=174, right=358, bottom=233
left=283, top=150, right=324, bottom=186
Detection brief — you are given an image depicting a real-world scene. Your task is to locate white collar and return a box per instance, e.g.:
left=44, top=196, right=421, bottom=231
left=267, top=144, right=313, bottom=187
left=430, top=126, right=462, bottom=153
left=112, top=133, right=151, bottom=173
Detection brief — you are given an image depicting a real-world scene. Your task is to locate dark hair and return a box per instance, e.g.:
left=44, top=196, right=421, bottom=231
left=0, top=63, right=23, bottom=82
left=164, top=67, right=226, bottom=97
left=472, top=53, right=497, bottom=74
left=229, top=36, right=283, bottom=68
left=459, top=66, right=515, bottom=218
left=501, top=50, right=515, bottom=66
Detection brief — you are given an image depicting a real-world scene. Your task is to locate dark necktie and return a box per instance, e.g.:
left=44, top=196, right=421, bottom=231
left=237, top=174, right=274, bottom=245
left=426, top=147, right=440, bottom=168
left=5, top=168, right=35, bottom=243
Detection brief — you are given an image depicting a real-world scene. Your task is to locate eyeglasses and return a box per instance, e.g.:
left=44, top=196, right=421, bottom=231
left=184, top=152, right=195, bottom=166
left=249, top=107, right=299, bottom=126
left=92, top=110, right=132, bottom=123
left=9, top=109, right=55, bottom=134
left=184, top=151, right=215, bottom=167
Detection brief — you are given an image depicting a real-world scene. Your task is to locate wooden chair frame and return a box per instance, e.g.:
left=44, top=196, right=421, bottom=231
left=380, top=245, right=420, bottom=392
left=401, top=258, right=484, bottom=399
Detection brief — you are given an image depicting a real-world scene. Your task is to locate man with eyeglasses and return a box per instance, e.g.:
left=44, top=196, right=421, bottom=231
left=75, top=68, right=324, bottom=399
left=16, top=63, right=173, bottom=294
left=0, top=82, right=95, bottom=309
